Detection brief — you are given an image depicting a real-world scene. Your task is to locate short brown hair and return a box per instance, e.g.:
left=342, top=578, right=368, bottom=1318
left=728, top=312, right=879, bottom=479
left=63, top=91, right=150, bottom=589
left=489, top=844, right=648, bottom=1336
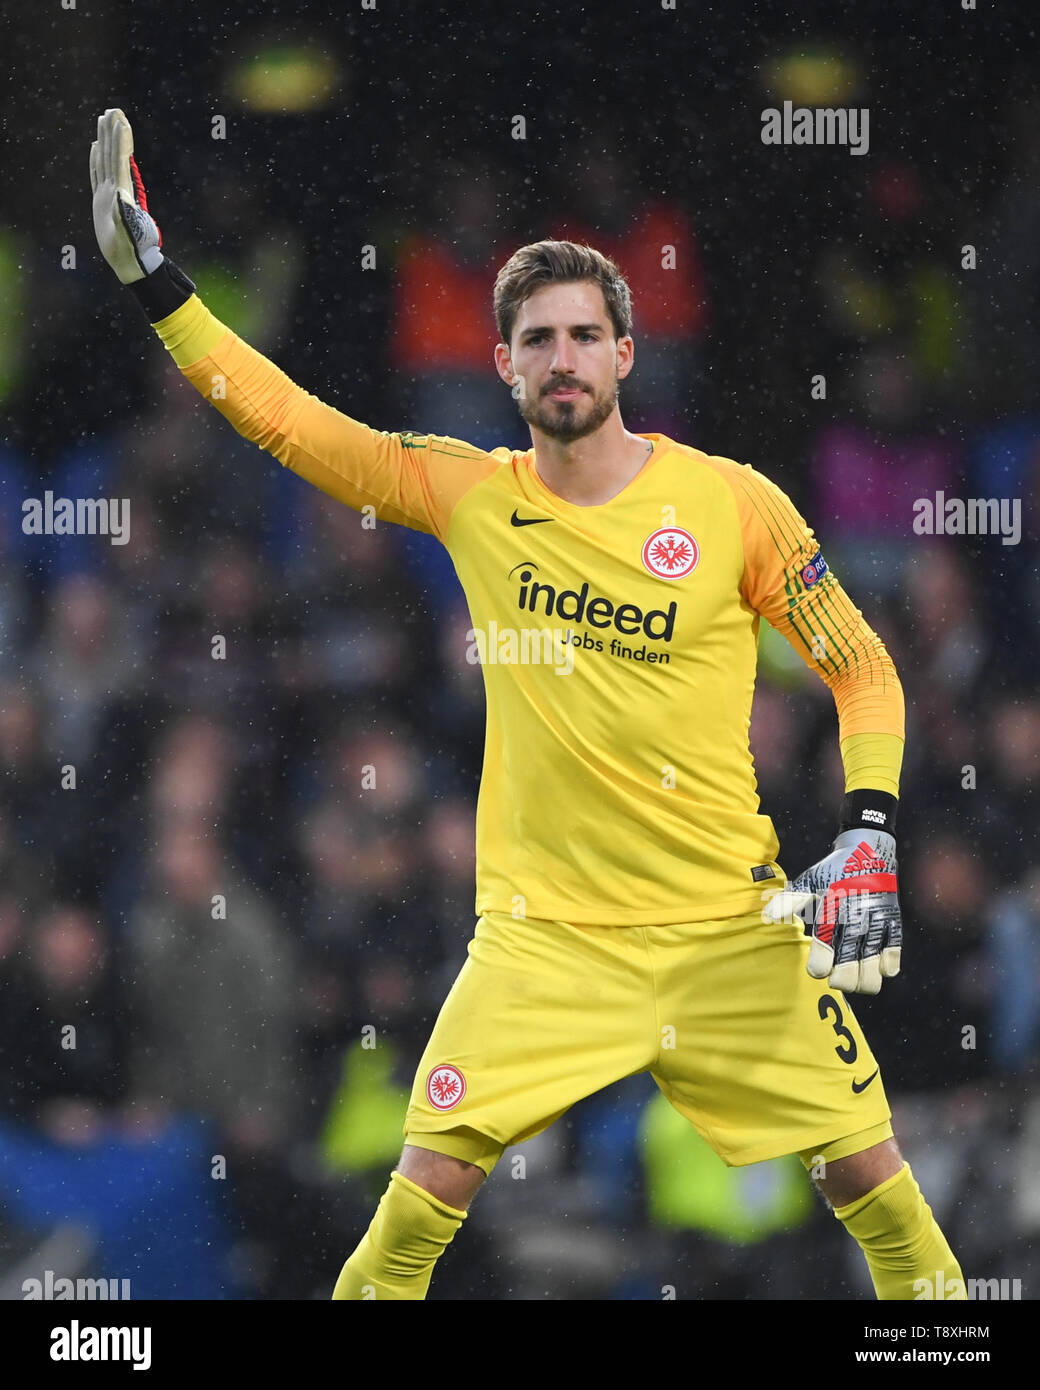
left=493, top=240, right=633, bottom=349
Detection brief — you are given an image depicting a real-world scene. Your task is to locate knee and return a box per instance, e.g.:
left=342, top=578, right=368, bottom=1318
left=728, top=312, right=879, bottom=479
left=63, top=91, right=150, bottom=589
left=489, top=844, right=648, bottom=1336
left=397, top=1143, right=486, bottom=1211
left=811, top=1138, right=905, bottom=1210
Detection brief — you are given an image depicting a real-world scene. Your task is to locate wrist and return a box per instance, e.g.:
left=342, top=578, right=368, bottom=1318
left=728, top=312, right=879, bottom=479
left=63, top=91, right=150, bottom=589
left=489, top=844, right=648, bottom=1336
left=838, top=788, right=897, bottom=839
left=127, top=257, right=195, bottom=323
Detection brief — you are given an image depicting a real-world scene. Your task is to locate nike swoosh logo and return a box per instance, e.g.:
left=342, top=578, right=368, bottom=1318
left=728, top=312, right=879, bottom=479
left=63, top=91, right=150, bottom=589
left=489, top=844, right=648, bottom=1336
left=851, top=1068, right=880, bottom=1094
left=510, top=510, right=553, bottom=527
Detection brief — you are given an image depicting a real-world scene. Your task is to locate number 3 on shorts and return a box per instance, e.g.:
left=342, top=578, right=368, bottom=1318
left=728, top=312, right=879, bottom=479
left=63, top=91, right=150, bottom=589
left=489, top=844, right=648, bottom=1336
left=818, top=992, right=858, bottom=1064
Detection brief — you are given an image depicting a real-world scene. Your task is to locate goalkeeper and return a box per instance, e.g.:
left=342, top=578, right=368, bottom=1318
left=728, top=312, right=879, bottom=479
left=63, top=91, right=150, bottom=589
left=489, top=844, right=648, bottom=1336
left=92, top=109, right=966, bottom=1301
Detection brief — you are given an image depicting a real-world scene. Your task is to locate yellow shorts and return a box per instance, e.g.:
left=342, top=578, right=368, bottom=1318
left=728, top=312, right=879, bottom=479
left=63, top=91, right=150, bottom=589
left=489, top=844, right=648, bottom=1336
left=403, top=908, right=892, bottom=1177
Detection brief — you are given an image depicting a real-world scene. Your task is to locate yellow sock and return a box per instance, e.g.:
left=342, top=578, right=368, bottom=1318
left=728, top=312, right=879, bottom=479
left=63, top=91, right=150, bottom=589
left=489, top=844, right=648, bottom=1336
left=834, top=1161, right=967, bottom=1300
left=331, top=1169, right=468, bottom=1300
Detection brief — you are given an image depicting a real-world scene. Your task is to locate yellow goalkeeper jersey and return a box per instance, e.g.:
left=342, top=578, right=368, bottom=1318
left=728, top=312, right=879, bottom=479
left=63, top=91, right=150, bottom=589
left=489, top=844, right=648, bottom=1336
left=152, top=297, right=904, bottom=926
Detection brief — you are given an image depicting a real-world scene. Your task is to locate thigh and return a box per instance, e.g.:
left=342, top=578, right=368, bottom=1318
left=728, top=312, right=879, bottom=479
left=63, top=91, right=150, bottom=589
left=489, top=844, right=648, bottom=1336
left=403, top=911, right=657, bottom=1154
left=649, top=909, right=892, bottom=1166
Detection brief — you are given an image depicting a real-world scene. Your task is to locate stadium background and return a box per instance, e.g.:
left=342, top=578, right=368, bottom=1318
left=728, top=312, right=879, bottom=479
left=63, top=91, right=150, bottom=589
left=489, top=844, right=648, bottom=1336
left=1, top=0, right=1037, bottom=1299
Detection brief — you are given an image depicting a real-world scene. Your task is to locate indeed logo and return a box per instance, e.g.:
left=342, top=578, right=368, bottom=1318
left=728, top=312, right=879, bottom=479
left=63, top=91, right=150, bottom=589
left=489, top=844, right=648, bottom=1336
left=510, top=564, right=677, bottom=643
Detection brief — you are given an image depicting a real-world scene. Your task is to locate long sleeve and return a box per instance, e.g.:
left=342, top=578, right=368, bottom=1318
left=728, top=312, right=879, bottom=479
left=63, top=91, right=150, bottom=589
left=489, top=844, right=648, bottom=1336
left=149, top=293, right=496, bottom=543
left=712, top=458, right=905, bottom=749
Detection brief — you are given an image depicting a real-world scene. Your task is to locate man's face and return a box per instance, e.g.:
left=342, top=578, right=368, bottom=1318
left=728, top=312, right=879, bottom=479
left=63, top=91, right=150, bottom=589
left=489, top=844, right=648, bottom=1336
left=497, top=281, right=633, bottom=443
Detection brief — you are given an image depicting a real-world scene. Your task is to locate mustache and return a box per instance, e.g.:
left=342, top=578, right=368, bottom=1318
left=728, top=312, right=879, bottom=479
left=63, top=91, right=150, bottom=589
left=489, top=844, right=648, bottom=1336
left=543, top=380, right=589, bottom=395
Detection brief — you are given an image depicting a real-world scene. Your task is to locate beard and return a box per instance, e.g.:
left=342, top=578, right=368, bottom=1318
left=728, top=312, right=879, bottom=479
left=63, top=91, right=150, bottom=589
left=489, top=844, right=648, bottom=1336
left=517, top=374, right=619, bottom=443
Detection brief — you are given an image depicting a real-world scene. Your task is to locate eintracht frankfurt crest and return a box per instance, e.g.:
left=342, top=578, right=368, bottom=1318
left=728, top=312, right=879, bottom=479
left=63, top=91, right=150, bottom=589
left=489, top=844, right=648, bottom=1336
left=426, top=1063, right=466, bottom=1110
left=642, top=527, right=699, bottom=579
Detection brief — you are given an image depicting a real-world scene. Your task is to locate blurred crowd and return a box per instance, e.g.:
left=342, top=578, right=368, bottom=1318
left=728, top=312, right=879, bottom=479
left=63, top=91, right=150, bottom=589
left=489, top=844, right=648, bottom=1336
left=1, top=18, right=1039, bottom=1299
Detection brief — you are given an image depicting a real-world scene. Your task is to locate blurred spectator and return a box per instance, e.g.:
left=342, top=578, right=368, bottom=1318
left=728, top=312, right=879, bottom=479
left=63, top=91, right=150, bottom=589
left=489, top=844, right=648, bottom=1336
left=639, top=1090, right=817, bottom=1299
left=31, top=572, right=144, bottom=767
left=4, top=905, right=126, bottom=1128
left=125, top=823, right=300, bottom=1148
left=148, top=713, right=233, bottom=827
left=985, top=868, right=1040, bottom=1075
left=0, top=679, right=54, bottom=862
left=421, top=795, right=478, bottom=963
left=814, top=161, right=970, bottom=405
left=975, top=694, right=1040, bottom=883
left=390, top=160, right=519, bottom=452
left=809, top=345, right=961, bottom=597
left=967, top=96, right=1040, bottom=418
left=319, top=1026, right=412, bottom=1197
left=386, top=161, right=522, bottom=610
left=552, top=150, right=709, bottom=438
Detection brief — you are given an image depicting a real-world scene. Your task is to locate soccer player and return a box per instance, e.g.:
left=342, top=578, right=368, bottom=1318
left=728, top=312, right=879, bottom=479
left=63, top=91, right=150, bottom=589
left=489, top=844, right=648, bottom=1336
left=91, top=108, right=966, bottom=1301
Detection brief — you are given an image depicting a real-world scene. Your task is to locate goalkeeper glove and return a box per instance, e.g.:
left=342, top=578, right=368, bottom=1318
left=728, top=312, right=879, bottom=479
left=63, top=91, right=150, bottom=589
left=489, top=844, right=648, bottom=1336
left=90, top=107, right=164, bottom=283
left=763, top=790, right=901, bottom=996
left=90, top=109, right=197, bottom=321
